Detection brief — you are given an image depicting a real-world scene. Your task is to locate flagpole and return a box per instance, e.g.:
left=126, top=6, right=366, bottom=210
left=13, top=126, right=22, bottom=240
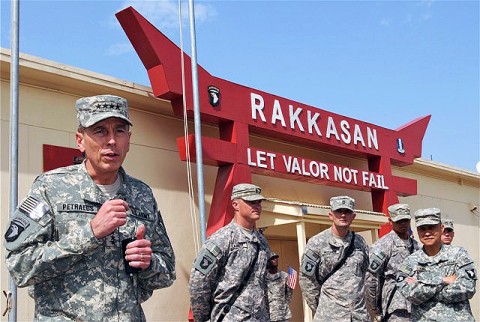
left=187, top=0, right=207, bottom=243
left=8, top=0, right=20, bottom=320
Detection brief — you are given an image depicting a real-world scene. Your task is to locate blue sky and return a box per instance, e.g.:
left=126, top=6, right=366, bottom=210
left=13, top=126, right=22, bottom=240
left=1, top=0, right=479, bottom=172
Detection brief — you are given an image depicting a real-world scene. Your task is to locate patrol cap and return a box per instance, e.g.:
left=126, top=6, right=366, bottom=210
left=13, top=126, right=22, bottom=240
left=414, top=208, right=441, bottom=227
left=442, top=219, right=454, bottom=231
left=231, top=183, right=265, bottom=201
left=388, top=204, right=411, bottom=222
left=330, top=196, right=355, bottom=212
left=269, top=252, right=279, bottom=260
left=76, top=94, right=132, bottom=128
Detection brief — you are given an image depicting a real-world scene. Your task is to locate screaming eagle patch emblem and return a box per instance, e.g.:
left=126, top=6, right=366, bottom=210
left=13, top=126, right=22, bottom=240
left=208, top=86, right=220, bottom=107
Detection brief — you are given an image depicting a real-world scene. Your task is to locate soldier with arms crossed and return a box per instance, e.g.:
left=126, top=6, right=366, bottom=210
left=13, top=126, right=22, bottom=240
left=365, top=204, right=419, bottom=322
left=189, top=183, right=271, bottom=322
left=397, top=208, right=477, bottom=321
left=4, top=95, right=176, bottom=321
left=299, top=196, right=370, bottom=322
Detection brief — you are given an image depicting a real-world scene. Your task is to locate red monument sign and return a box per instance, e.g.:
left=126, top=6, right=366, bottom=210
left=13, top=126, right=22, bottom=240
left=116, top=7, right=430, bottom=237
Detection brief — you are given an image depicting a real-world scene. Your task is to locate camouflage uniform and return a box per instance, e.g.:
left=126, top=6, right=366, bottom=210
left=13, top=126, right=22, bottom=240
left=266, top=270, right=293, bottom=321
left=5, top=163, right=176, bottom=321
left=397, top=244, right=477, bottom=321
left=189, top=221, right=271, bottom=322
left=365, top=230, right=419, bottom=321
left=397, top=207, right=477, bottom=322
left=299, top=228, right=370, bottom=321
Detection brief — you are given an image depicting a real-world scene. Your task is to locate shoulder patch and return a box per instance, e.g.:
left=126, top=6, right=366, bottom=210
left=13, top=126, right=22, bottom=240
left=368, top=250, right=386, bottom=274
left=19, top=196, right=50, bottom=221
left=194, top=244, right=221, bottom=276
left=465, top=268, right=477, bottom=280
left=396, top=274, right=406, bottom=283
left=5, top=217, right=30, bottom=242
left=301, top=249, right=320, bottom=277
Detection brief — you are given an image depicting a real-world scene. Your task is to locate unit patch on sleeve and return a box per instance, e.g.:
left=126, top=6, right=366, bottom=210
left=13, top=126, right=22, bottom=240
left=194, top=243, right=221, bottom=275
left=19, top=196, right=50, bottom=221
left=5, top=217, right=30, bottom=242
left=368, top=250, right=386, bottom=274
left=466, top=268, right=477, bottom=280
left=301, top=249, right=320, bottom=277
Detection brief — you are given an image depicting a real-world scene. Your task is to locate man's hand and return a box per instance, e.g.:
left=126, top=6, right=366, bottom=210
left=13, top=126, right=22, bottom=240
left=124, top=225, right=152, bottom=270
left=90, top=199, right=129, bottom=239
left=443, top=274, right=457, bottom=285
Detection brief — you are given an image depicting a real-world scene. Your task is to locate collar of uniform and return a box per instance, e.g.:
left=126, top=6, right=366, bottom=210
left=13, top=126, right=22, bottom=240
left=390, top=230, right=410, bottom=246
left=328, top=228, right=353, bottom=247
left=418, top=244, right=448, bottom=264
left=230, top=220, right=260, bottom=243
left=267, top=271, right=282, bottom=280
left=78, top=162, right=131, bottom=204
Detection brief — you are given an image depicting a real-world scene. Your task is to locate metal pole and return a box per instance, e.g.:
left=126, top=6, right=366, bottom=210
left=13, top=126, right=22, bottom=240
left=8, top=0, right=20, bottom=320
left=187, top=0, right=207, bottom=243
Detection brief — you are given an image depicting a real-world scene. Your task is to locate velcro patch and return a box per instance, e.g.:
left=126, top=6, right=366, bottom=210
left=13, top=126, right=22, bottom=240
left=368, top=250, right=386, bottom=273
left=57, top=203, right=97, bottom=213
left=465, top=268, right=477, bottom=280
left=194, top=247, right=218, bottom=275
left=5, top=217, right=30, bottom=242
left=301, top=249, right=320, bottom=276
left=396, top=274, right=406, bottom=283
left=19, top=196, right=50, bottom=221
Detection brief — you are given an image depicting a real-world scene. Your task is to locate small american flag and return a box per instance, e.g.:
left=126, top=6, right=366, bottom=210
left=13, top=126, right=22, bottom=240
left=287, top=266, right=297, bottom=289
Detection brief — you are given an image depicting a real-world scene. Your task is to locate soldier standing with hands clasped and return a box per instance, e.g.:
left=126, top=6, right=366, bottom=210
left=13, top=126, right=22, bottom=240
left=189, top=183, right=271, bottom=322
left=299, top=196, right=370, bottom=321
left=365, top=204, right=419, bottom=321
left=397, top=208, right=477, bottom=321
left=266, top=253, right=293, bottom=322
left=4, top=95, right=176, bottom=321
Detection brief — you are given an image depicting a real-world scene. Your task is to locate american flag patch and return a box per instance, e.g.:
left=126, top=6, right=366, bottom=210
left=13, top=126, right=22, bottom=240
left=19, top=196, right=50, bottom=221
left=287, top=266, right=297, bottom=289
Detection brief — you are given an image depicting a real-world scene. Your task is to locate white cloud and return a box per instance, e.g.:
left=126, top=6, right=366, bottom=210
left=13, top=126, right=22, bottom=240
left=419, top=0, right=435, bottom=8
left=105, top=41, right=134, bottom=56
left=117, top=0, right=217, bottom=30
left=420, top=12, right=432, bottom=21
left=379, top=18, right=392, bottom=27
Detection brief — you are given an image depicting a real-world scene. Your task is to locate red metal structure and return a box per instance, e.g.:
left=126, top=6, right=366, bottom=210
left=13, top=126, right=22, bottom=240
left=116, top=7, right=430, bottom=238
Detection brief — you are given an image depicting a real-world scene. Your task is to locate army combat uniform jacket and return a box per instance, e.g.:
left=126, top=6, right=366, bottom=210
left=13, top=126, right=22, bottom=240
left=397, top=245, right=477, bottom=322
left=365, top=230, right=419, bottom=320
left=299, top=229, right=370, bottom=322
left=5, top=163, right=176, bottom=321
left=267, top=271, right=293, bottom=321
left=189, top=221, right=271, bottom=322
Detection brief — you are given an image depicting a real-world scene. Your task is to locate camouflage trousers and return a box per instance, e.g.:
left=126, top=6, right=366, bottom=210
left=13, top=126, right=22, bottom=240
left=385, top=309, right=410, bottom=322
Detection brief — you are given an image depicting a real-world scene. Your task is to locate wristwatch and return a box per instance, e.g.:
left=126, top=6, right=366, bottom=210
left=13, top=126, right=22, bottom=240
left=374, top=315, right=383, bottom=322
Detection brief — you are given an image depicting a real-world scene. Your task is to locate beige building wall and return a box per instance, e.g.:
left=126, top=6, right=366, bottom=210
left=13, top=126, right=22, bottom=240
left=1, top=49, right=479, bottom=321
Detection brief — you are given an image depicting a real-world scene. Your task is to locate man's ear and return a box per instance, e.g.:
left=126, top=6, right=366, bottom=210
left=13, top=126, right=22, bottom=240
left=76, top=131, right=85, bottom=153
left=328, top=211, right=333, bottom=221
left=231, top=199, right=240, bottom=211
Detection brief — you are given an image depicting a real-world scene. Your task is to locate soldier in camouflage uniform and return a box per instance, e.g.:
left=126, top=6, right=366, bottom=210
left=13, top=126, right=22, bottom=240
left=4, top=95, right=176, bottom=321
left=441, top=218, right=455, bottom=245
left=299, top=196, right=370, bottom=322
left=365, top=204, right=419, bottom=322
left=189, top=183, right=271, bottom=322
left=266, top=253, right=293, bottom=322
left=397, top=208, right=477, bottom=322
